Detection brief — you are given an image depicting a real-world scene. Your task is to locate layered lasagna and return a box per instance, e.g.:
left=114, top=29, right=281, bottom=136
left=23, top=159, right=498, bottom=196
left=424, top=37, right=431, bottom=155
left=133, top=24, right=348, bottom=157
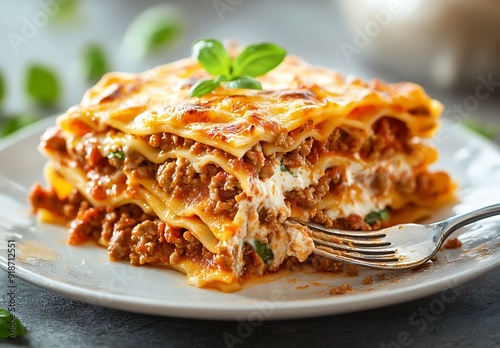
left=29, top=54, right=454, bottom=291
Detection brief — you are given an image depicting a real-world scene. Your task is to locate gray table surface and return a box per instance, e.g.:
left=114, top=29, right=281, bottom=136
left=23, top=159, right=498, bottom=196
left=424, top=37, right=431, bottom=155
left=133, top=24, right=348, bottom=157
left=0, top=267, right=499, bottom=348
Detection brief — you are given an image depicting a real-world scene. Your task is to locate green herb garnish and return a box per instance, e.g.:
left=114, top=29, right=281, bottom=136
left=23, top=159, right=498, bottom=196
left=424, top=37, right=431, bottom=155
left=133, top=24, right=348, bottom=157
left=0, top=308, right=26, bottom=338
left=249, top=240, right=274, bottom=265
left=461, top=120, right=498, bottom=140
left=189, top=38, right=286, bottom=97
left=280, top=161, right=297, bottom=177
left=364, top=209, right=389, bottom=225
left=25, top=64, right=60, bottom=106
left=1, top=115, right=39, bottom=137
left=0, top=71, right=5, bottom=105
left=81, top=44, right=109, bottom=83
left=107, top=150, right=124, bottom=160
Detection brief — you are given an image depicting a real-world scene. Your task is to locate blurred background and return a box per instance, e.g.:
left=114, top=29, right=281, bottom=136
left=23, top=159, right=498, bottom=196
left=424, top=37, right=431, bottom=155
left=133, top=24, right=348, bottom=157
left=0, top=0, right=499, bottom=142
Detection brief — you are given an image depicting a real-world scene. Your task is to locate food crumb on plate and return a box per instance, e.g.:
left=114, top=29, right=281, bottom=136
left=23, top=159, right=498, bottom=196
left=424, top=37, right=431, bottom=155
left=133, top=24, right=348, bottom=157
left=329, top=282, right=356, bottom=295
left=362, top=276, right=374, bottom=285
left=442, top=238, right=462, bottom=250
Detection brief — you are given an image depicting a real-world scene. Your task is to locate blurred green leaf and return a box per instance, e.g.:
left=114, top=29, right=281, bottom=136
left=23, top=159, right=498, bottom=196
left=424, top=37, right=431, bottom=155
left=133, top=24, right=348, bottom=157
left=25, top=64, right=60, bottom=106
left=461, top=120, right=498, bottom=140
left=52, top=0, right=80, bottom=23
left=1, top=114, right=39, bottom=137
left=0, top=308, right=26, bottom=338
left=0, top=71, right=5, bottom=105
left=81, top=44, right=109, bottom=83
left=123, top=4, right=183, bottom=60
left=146, top=21, right=180, bottom=53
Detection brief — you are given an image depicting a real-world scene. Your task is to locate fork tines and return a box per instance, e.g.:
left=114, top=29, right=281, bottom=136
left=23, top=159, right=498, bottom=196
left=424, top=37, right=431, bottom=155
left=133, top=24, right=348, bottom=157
left=296, top=220, right=399, bottom=263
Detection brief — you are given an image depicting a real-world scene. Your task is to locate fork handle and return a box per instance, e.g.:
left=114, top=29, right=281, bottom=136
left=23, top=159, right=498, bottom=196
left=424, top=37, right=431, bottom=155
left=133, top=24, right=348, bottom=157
left=436, top=203, right=500, bottom=239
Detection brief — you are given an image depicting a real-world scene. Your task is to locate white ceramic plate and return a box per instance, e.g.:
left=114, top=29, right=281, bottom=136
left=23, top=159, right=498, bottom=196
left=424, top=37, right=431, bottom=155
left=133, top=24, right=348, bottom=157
left=0, top=117, right=499, bottom=320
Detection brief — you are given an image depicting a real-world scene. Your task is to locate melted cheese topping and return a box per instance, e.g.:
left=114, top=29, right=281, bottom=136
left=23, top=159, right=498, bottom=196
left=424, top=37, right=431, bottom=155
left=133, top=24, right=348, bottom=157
left=58, top=56, right=442, bottom=158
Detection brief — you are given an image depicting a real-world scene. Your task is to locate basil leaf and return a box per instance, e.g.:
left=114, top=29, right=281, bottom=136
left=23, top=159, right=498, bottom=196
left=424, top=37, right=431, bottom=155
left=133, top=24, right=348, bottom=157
left=280, top=161, right=297, bottom=177
left=189, top=39, right=287, bottom=97
left=81, top=44, right=109, bottom=83
left=107, top=150, right=124, bottom=160
left=226, top=76, right=262, bottom=90
left=214, top=75, right=229, bottom=84
left=1, top=114, right=39, bottom=137
left=233, top=43, right=286, bottom=77
left=364, top=209, right=389, bottom=225
left=0, top=308, right=26, bottom=338
left=0, top=71, right=5, bottom=105
left=249, top=240, right=274, bottom=265
left=189, top=79, right=220, bottom=97
left=192, top=39, right=231, bottom=77
left=25, top=64, right=60, bottom=106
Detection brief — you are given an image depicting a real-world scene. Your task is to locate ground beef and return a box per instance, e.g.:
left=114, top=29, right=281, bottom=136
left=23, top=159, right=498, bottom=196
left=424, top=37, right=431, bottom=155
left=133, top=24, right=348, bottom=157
left=68, top=202, right=109, bottom=244
left=36, top=193, right=220, bottom=269
left=281, top=137, right=314, bottom=168
left=310, top=254, right=344, bottom=272
left=244, top=143, right=275, bottom=179
left=149, top=133, right=195, bottom=153
left=129, top=220, right=174, bottom=265
left=73, top=136, right=103, bottom=169
left=285, top=166, right=346, bottom=210
left=370, top=167, right=390, bottom=195
left=156, top=155, right=242, bottom=219
left=40, top=127, right=67, bottom=154
left=208, top=172, right=242, bottom=217
left=325, top=128, right=363, bottom=154
left=124, top=151, right=158, bottom=180
left=29, top=183, right=83, bottom=220
left=274, top=131, right=296, bottom=148
left=311, top=213, right=372, bottom=231
left=106, top=205, right=152, bottom=260
left=360, top=117, right=410, bottom=160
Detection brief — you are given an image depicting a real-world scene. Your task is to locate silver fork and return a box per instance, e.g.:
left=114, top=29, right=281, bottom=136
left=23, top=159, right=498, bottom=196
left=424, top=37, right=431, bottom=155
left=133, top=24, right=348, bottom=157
left=292, top=203, right=500, bottom=269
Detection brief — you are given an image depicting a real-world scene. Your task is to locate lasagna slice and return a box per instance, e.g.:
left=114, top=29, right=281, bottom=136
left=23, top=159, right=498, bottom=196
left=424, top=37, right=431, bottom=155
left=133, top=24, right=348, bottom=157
left=30, top=55, right=454, bottom=291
